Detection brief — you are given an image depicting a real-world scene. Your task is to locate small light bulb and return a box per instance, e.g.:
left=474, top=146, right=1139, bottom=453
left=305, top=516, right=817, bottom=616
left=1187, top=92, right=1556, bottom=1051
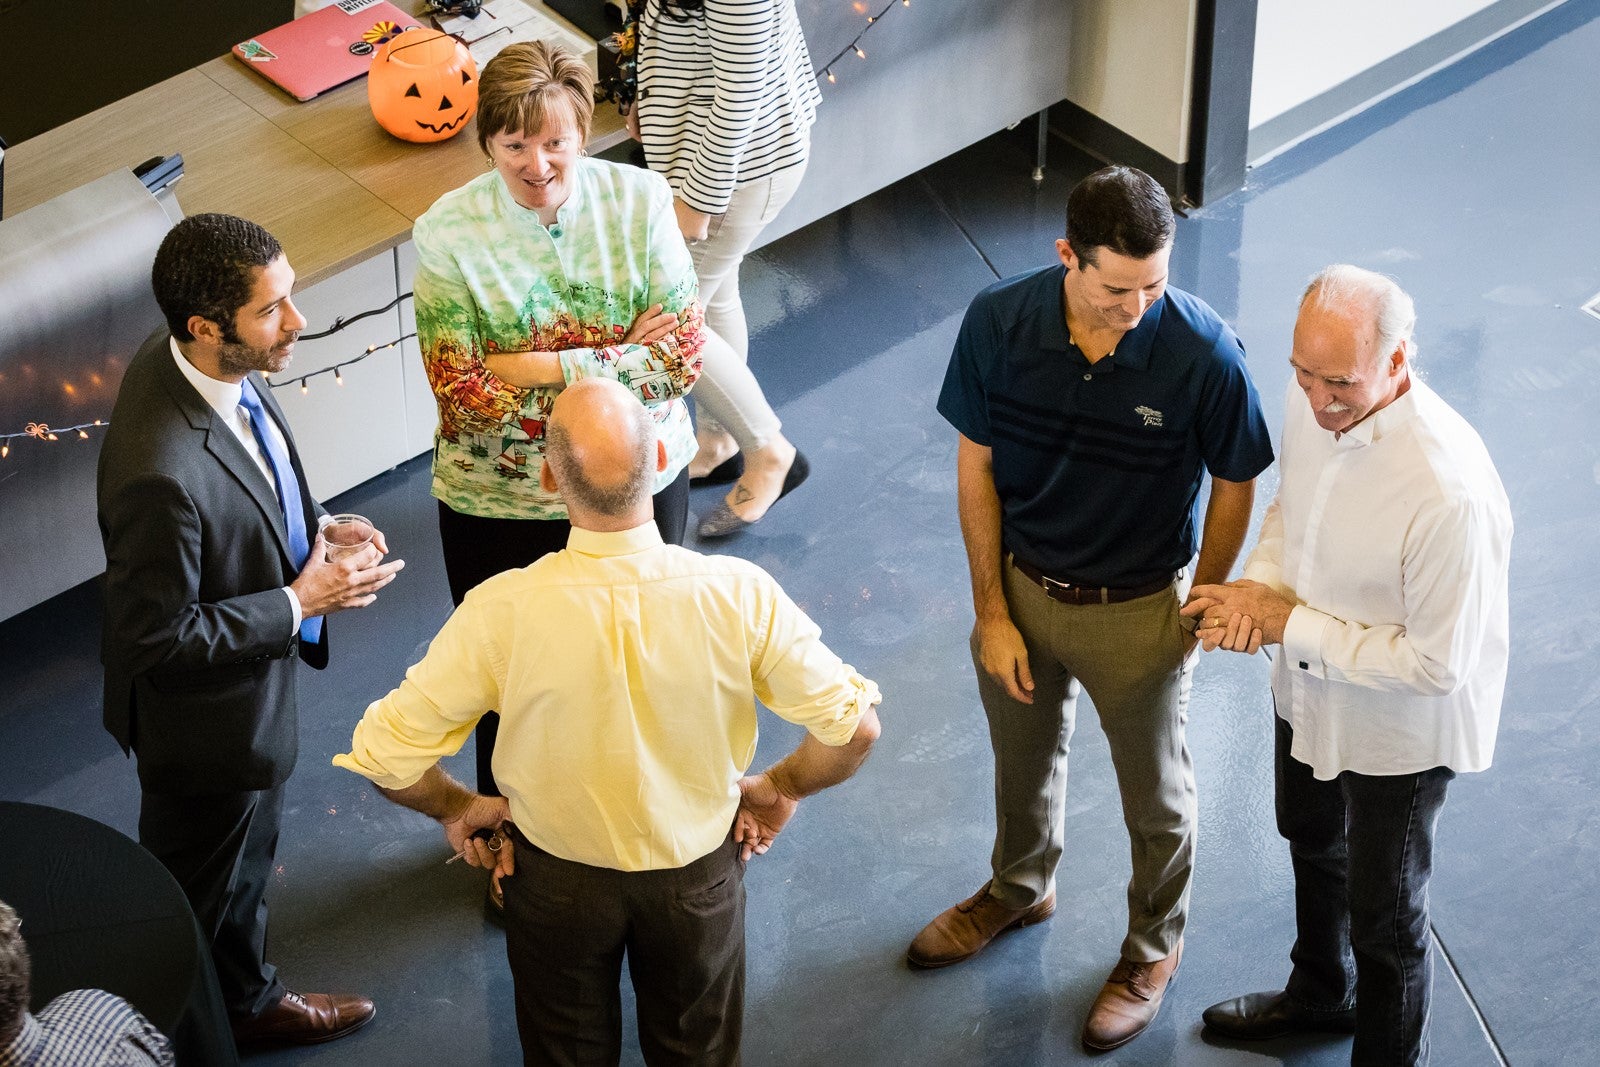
left=855, top=46, right=866, bottom=58
left=1, top=444, right=9, bottom=459
left=335, top=369, right=345, bottom=386
left=47, top=433, right=58, bottom=441
left=300, top=379, right=309, bottom=395
left=78, top=429, right=89, bottom=439
left=826, top=69, right=836, bottom=83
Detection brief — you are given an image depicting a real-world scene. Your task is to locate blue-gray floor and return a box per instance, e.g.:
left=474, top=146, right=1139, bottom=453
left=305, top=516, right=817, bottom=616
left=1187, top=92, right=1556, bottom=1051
left=4, top=3, right=1599, bottom=1062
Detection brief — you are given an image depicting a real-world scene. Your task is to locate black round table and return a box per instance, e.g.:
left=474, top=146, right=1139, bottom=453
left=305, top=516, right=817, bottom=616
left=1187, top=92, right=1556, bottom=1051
left=0, top=801, right=238, bottom=1066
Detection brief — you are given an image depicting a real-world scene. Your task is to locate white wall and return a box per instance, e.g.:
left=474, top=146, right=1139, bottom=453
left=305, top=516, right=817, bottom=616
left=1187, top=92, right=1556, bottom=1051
left=1250, top=0, right=1497, bottom=128
left=1065, top=0, right=1199, bottom=164
left=768, top=0, right=1073, bottom=244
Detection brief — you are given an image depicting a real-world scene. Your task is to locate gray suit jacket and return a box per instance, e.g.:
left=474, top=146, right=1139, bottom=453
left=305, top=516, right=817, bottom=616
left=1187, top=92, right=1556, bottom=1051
left=98, top=329, right=327, bottom=795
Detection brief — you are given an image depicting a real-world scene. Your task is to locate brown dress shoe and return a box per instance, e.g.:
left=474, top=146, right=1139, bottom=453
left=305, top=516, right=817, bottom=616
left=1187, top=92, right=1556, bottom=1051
left=906, top=880, right=1056, bottom=968
left=1081, top=940, right=1183, bottom=1051
left=232, top=989, right=376, bottom=1046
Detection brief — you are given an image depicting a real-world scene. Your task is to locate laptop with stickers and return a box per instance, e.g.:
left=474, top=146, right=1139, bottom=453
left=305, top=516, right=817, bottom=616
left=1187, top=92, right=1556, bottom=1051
left=233, top=0, right=423, bottom=102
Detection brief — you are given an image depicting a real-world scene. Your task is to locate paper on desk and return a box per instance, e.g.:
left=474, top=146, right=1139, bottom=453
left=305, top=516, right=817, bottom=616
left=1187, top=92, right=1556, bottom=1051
left=433, top=0, right=596, bottom=70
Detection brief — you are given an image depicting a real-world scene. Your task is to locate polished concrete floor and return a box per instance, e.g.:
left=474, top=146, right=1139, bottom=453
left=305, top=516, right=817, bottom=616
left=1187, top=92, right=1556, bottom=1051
left=4, top=3, right=1599, bottom=1062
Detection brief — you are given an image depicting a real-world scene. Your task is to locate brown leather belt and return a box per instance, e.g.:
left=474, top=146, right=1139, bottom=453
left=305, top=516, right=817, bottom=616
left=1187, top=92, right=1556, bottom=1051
left=1008, top=553, right=1174, bottom=605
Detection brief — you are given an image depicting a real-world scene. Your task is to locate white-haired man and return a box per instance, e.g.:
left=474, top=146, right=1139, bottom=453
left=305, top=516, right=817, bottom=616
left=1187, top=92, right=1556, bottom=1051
left=1184, top=265, right=1512, bottom=1065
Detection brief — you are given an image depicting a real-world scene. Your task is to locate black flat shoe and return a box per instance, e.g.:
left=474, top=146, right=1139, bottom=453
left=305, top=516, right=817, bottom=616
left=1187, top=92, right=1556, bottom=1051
left=689, top=452, right=744, bottom=487
left=1201, top=990, right=1356, bottom=1040
left=696, top=451, right=810, bottom=540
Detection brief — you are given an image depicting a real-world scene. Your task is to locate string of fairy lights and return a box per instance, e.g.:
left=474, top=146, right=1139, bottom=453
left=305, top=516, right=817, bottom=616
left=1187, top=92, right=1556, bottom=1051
left=819, top=0, right=913, bottom=86
left=1, top=327, right=416, bottom=459
left=264, top=333, right=416, bottom=395
left=0, top=420, right=106, bottom=460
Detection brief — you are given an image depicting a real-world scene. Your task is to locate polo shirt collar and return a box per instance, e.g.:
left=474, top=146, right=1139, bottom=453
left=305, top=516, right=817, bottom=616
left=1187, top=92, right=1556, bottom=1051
left=1036, top=265, right=1071, bottom=352
left=1049, top=267, right=1166, bottom=370
left=1102, top=294, right=1163, bottom=371
left=567, top=521, right=664, bottom=557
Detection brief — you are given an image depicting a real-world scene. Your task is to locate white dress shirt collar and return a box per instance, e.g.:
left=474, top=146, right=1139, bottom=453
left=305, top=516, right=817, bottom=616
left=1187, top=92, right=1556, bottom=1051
left=169, top=336, right=244, bottom=421
left=1335, top=376, right=1418, bottom=448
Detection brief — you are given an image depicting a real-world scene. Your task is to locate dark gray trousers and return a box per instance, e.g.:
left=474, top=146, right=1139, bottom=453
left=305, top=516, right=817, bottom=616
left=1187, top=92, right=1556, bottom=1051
left=139, top=781, right=287, bottom=1020
left=502, top=828, right=745, bottom=1066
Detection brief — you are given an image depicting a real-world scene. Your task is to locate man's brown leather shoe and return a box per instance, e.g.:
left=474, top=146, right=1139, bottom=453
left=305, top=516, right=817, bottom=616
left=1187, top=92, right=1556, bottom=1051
left=1081, top=940, right=1182, bottom=1051
left=232, top=989, right=376, bottom=1046
left=906, top=880, right=1055, bottom=968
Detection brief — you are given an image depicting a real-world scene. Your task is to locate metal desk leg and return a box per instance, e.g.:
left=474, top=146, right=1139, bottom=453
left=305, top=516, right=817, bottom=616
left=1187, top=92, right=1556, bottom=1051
left=1033, top=107, right=1049, bottom=185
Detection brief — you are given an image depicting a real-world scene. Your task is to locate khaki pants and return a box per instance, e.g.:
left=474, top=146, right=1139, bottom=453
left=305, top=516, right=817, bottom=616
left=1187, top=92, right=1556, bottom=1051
left=976, top=557, right=1196, bottom=962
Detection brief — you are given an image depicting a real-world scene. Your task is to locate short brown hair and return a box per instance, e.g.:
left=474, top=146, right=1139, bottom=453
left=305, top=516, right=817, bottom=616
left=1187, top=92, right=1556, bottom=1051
left=152, top=213, right=283, bottom=342
left=1065, top=166, right=1174, bottom=268
left=475, top=41, right=595, bottom=155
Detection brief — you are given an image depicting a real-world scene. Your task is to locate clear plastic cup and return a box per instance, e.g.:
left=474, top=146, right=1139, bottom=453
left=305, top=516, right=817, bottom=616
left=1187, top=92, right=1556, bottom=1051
left=323, top=514, right=375, bottom=562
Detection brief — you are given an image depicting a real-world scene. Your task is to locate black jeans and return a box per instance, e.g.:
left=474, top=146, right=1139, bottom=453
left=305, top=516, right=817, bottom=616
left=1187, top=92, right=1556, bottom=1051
left=435, top=469, right=690, bottom=795
left=1276, top=715, right=1454, bottom=1066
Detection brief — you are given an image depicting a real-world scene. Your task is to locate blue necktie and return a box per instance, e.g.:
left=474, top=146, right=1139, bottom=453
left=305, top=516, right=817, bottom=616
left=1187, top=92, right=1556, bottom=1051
left=238, top=379, right=323, bottom=644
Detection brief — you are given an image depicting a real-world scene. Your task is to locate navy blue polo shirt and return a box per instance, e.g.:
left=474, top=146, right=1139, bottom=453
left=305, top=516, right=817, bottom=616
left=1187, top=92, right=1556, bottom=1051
left=937, top=264, right=1273, bottom=587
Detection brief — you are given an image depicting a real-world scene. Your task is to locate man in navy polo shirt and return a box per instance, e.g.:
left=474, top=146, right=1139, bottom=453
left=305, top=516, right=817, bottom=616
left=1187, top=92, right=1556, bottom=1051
left=910, top=165, right=1274, bottom=1051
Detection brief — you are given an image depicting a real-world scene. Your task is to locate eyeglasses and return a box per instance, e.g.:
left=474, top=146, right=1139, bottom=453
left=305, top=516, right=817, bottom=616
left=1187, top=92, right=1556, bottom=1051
left=424, top=0, right=484, bottom=17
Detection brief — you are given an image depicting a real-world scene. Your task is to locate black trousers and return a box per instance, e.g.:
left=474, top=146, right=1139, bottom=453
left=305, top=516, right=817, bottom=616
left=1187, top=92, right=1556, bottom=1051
left=502, top=828, right=745, bottom=1067
left=1276, top=716, right=1454, bottom=1067
left=139, top=781, right=288, bottom=1020
left=436, top=470, right=690, bottom=795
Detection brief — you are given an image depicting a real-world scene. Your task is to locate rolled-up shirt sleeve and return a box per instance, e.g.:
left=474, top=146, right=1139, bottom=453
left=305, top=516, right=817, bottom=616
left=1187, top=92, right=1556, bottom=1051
left=750, top=581, right=880, bottom=746
left=334, top=597, right=503, bottom=788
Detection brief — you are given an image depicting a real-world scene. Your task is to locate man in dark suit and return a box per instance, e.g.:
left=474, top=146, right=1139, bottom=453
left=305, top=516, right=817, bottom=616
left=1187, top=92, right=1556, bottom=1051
left=97, top=214, right=403, bottom=1049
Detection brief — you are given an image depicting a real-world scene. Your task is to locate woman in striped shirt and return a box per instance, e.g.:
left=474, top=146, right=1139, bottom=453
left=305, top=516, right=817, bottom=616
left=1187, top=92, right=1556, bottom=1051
left=631, top=0, right=822, bottom=537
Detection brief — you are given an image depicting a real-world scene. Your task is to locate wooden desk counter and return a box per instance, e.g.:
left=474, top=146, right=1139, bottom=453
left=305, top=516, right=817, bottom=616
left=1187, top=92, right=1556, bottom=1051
left=4, top=70, right=414, bottom=288
left=5, top=0, right=627, bottom=286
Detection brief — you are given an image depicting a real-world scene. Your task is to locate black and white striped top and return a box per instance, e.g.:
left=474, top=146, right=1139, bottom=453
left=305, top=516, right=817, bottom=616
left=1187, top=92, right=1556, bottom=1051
left=635, top=0, right=821, bottom=215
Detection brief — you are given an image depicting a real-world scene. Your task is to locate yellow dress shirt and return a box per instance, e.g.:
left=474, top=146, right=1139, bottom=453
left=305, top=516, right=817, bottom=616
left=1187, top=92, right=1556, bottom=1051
left=335, top=522, right=878, bottom=871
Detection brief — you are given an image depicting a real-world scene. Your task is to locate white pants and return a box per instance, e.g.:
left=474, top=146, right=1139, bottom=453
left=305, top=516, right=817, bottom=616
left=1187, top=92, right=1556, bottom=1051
left=688, top=160, right=808, bottom=449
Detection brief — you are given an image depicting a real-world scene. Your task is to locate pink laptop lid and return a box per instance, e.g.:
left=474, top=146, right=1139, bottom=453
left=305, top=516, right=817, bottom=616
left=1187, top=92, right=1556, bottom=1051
left=233, top=0, right=424, bottom=102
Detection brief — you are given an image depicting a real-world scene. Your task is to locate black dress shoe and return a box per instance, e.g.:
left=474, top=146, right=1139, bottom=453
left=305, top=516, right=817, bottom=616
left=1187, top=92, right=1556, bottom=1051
left=696, top=451, right=810, bottom=539
left=689, top=452, right=744, bottom=486
left=1202, top=990, right=1356, bottom=1040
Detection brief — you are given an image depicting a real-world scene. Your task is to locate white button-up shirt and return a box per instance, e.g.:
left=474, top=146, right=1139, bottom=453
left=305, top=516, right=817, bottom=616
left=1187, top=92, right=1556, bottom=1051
left=1243, top=376, right=1512, bottom=779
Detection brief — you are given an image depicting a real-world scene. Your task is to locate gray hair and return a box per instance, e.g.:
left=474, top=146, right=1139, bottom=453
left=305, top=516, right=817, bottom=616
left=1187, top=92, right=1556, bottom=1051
left=1300, top=264, right=1417, bottom=362
left=0, top=900, right=28, bottom=1046
left=544, top=395, right=656, bottom=517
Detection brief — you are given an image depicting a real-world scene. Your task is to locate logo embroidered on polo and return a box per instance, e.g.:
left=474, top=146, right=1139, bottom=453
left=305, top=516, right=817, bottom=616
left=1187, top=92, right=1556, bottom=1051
left=1135, top=405, right=1164, bottom=427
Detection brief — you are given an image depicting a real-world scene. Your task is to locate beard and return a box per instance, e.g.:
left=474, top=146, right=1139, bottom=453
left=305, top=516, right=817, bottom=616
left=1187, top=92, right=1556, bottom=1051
left=216, top=335, right=295, bottom=378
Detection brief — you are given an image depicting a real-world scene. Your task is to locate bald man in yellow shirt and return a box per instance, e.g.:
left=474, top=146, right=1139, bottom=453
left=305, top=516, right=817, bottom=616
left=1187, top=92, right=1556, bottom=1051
left=336, top=378, right=881, bottom=1066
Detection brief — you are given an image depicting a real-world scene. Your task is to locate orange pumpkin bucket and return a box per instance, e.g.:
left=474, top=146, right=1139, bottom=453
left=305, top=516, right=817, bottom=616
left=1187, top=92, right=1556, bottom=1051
left=368, top=28, right=478, bottom=143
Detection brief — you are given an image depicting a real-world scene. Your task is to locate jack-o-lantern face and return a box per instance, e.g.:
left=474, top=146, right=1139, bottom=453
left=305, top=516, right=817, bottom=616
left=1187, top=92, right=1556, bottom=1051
left=368, top=28, right=478, bottom=144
